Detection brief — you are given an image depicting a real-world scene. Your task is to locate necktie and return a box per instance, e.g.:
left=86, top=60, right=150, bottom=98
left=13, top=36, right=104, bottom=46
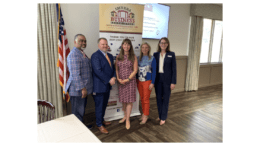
left=106, top=53, right=111, bottom=67
left=80, top=50, right=89, bottom=59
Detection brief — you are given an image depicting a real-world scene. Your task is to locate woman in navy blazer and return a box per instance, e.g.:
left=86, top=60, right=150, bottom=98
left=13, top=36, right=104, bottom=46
left=153, top=37, right=177, bottom=125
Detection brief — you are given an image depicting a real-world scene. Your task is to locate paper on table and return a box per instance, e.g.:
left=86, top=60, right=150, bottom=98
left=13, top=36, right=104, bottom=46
left=38, top=114, right=93, bottom=143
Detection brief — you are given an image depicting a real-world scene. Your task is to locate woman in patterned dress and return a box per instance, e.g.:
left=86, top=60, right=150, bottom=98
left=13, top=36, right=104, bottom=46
left=115, top=39, right=138, bottom=130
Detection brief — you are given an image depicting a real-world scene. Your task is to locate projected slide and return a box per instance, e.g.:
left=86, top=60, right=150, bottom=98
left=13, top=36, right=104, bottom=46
left=142, top=4, right=170, bottom=39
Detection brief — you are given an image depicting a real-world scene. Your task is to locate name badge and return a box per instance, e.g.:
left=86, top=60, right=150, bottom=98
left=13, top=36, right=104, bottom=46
left=168, top=55, right=172, bottom=57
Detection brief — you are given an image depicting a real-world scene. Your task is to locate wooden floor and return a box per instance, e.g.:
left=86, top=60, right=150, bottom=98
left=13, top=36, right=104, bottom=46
left=83, top=84, right=222, bottom=142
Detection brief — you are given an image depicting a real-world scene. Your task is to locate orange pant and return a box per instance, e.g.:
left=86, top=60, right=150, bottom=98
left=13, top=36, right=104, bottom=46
left=137, top=80, right=152, bottom=116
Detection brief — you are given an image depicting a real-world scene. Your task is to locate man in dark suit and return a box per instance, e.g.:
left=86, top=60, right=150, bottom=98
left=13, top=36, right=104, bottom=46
left=91, top=38, right=116, bottom=134
left=153, top=37, right=177, bottom=125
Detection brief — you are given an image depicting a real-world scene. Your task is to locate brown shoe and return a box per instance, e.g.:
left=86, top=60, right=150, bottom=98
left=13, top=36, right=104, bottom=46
left=103, top=121, right=111, bottom=126
left=98, top=126, right=109, bottom=134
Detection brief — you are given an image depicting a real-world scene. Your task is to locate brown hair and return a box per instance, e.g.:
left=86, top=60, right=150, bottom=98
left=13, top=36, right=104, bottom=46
left=139, top=42, right=152, bottom=61
left=117, top=39, right=135, bottom=64
left=157, top=37, right=170, bottom=52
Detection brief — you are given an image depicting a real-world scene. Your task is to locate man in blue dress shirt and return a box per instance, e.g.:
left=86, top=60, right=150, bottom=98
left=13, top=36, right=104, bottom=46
left=65, top=34, right=93, bottom=129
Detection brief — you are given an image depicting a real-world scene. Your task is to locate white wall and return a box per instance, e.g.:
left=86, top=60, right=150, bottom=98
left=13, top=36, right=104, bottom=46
left=61, top=4, right=99, bottom=56
left=61, top=3, right=190, bottom=56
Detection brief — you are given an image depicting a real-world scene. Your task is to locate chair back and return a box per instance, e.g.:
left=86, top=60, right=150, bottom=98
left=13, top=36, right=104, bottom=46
left=38, top=99, right=55, bottom=123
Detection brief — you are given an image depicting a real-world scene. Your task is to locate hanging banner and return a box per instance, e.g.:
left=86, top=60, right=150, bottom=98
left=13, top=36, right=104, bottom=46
left=99, top=4, right=144, bottom=121
left=99, top=4, right=144, bottom=33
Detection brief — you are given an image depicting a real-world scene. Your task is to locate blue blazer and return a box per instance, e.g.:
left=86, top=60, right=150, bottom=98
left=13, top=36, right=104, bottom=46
left=65, top=47, right=93, bottom=96
left=153, top=51, right=177, bottom=85
left=91, top=50, right=116, bottom=93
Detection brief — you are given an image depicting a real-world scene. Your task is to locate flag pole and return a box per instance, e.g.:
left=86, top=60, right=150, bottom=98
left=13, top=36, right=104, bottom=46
left=57, top=3, right=67, bottom=115
left=57, top=3, right=61, bottom=67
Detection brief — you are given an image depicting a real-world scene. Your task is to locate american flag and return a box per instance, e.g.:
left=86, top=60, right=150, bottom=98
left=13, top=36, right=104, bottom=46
left=56, top=4, right=70, bottom=102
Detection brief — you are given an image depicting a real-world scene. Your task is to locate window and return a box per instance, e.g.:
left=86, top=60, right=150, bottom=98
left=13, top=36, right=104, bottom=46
left=200, top=19, right=212, bottom=63
left=200, top=19, right=223, bottom=63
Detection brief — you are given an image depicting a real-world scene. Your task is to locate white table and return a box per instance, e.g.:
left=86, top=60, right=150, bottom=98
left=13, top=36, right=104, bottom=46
left=38, top=114, right=101, bottom=143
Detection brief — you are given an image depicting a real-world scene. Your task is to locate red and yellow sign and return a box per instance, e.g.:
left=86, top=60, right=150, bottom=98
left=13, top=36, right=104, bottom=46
left=99, top=4, right=144, bottom=33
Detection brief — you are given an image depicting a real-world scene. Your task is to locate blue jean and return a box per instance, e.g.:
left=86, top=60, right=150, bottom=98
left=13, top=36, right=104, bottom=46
left=70, top=95, right=87, bottom=122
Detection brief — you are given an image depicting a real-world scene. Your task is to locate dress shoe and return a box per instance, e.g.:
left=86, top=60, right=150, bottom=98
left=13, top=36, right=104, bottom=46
left=86, top=125, right=93, bottom=130
left=160, top=120, right=165, bottom=126
left=103, top=121, right=111, bottom=126
left=98, top=126, right=109, bottom=134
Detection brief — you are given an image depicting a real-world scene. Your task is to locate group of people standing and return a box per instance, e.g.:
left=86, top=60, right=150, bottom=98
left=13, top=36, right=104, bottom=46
left=65, top=34, right=176, bottom=135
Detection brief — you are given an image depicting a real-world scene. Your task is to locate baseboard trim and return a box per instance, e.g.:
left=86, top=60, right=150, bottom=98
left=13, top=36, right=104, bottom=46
left=199, top=83, right=222, bottom=88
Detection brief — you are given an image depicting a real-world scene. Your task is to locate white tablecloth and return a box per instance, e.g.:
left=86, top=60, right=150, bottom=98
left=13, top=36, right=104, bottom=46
left=37, top=114, right=101, bottom=143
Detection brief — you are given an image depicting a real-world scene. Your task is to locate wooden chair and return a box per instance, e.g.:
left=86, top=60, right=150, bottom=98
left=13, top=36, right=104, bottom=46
left=38, top=99, right=55, bottom=123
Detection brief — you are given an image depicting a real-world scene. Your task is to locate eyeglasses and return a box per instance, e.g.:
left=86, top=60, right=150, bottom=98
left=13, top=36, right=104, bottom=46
left=160, top=42, right=168, bottom=45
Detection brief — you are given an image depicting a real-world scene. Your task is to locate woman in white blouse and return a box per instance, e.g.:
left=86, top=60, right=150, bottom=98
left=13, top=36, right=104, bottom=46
left=153, top=37, right=177, bottom=125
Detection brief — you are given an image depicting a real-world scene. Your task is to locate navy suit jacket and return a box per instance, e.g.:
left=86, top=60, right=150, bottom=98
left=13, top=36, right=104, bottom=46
left=153, top=51, right=177, bottom=85
left=91, top=49, right=116, bottom=93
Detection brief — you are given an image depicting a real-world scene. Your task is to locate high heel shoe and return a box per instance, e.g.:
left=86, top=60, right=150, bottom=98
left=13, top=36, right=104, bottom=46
left=140, top=116, right=149, bottom=125
left=139, top=114, right=144, bottom=121
left=126, top=121, right=130, bottom=130
left=160, top=120, right=165, bottom=126
left=119, top=118, right=126, bottom=124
